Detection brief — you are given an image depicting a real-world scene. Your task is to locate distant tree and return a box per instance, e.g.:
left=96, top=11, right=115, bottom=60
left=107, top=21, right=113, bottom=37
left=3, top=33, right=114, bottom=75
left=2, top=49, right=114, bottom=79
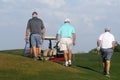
left=89, top=48, right=97, bottom=54
left=89, top=41, right=120, bottom=53
left=114, top=41, right=120, bottom=52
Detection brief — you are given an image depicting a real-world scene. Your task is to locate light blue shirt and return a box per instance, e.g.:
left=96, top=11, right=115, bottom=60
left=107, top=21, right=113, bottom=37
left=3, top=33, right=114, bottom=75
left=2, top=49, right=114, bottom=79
left=57, top=23, right=75, bottom=38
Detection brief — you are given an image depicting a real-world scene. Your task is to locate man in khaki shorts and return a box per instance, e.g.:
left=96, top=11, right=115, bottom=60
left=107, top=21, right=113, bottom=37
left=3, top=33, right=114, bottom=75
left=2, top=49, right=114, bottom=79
left=56, top=18, right=76, bottom=66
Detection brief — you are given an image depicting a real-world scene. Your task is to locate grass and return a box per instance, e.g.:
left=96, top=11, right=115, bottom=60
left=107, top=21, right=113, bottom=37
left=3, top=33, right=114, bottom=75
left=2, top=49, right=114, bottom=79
left=0, top=49, right=120, bottom=80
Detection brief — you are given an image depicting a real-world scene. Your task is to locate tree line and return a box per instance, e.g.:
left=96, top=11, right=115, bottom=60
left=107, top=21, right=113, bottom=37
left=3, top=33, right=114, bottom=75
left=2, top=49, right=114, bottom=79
left=89, top=41, right=120, bottom=53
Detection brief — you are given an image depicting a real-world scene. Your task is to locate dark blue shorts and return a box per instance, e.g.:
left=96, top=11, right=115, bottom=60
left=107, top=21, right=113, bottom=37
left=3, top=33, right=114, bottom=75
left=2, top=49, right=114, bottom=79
left=100, top=48, right=113, bottom=61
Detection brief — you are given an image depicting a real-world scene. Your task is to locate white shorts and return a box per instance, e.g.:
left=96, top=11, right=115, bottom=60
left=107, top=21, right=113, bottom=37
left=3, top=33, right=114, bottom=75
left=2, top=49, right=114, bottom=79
left=59, top=38, right=72, bottom=51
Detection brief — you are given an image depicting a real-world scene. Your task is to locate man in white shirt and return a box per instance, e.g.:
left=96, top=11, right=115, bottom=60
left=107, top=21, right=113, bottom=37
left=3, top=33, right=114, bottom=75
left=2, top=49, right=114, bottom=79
left=97, top=27, right=115, bottom=77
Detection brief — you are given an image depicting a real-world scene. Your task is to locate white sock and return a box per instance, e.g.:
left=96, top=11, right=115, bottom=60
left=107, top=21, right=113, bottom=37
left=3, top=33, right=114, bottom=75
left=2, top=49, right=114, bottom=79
left=65, top=61, right=68, bottom=65
left=68, top=60, right=71, bottom=63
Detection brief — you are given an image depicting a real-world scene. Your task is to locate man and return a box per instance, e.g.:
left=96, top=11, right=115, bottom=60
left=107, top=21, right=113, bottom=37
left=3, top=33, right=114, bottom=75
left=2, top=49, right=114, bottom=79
left=56, top=18, right=76, bottom=66
left=25, top=11, right=46, bottom=61
left=97, top=27, right=115, bottom=77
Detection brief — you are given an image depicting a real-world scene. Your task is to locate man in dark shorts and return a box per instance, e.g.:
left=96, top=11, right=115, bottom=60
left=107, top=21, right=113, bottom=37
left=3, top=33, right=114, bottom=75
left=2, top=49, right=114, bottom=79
left=97, top=27, right=115, bottom=77
left=25, top=11, right=46, bottom=61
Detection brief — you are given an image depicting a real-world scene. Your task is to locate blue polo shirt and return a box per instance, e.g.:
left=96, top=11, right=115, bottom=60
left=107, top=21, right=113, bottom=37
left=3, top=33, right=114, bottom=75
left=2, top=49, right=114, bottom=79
left=57, top=23, right=75, bottom=38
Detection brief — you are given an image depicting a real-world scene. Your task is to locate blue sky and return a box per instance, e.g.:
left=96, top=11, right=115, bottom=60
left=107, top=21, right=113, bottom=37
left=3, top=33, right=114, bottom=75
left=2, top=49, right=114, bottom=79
left=0, top=0, right=120, bottom=52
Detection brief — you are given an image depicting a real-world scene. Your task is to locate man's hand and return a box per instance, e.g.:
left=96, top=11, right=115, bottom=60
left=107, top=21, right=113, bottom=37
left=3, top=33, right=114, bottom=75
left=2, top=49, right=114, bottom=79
left=97, top=46, right=100, bottom=51
left=25, top=36, right=29, bottom=43
left=41, top=35, right=45, bottom=44
left=73, top=41, right=76, bottom=46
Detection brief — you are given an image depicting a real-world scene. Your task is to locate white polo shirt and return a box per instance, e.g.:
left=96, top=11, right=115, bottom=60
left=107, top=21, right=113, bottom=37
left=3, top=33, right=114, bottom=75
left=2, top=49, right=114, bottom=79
left=98, top=32, right=115, bottom=49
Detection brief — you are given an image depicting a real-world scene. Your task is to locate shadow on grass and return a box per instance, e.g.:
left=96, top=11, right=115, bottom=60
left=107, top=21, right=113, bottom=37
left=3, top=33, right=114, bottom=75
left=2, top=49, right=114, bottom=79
left=76, top=65, right=101, bottom=73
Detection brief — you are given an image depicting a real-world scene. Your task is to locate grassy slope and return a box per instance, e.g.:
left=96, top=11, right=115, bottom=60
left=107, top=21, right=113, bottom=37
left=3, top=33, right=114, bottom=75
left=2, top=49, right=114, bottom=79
left=0, top=50, right=119, bottom=80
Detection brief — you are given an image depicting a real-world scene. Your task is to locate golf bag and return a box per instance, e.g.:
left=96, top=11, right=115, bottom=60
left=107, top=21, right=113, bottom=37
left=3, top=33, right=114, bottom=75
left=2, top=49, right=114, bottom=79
left=54, top=41, right=64, bottom=57
left=23, top=42, right=30, bottom=57
left=40, top=48, right=57, bottom=60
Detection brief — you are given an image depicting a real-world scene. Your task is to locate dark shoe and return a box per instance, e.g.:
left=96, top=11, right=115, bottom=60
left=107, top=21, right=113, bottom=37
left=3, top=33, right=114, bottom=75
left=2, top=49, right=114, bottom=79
left=34, top=57, right=39, bottom=61
left=105, top=73, right=110, bottom=78
left=103, top=70, right=106, bottom=75
left=68, top=62, right=72, bottom=66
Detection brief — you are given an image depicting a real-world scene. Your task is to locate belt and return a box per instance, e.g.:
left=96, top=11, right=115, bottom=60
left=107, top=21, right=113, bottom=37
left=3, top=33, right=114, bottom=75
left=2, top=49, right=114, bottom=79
left=101, top=48, right=112, bottom=49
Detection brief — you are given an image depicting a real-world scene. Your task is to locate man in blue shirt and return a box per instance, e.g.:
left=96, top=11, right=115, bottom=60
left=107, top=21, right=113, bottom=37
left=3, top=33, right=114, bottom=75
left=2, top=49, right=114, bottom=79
left=56, top=18, right=76, bottom=66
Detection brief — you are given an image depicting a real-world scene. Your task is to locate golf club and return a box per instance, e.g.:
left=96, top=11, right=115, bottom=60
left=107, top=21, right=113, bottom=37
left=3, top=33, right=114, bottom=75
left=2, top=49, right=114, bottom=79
left=97, top=51, right=102, bottom=73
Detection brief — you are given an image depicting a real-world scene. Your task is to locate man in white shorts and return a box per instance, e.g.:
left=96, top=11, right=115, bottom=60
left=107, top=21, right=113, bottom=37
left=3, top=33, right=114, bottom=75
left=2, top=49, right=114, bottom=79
left=56, top=18, right=76, bottom=66
left=97, top=27, right=115, bottom=77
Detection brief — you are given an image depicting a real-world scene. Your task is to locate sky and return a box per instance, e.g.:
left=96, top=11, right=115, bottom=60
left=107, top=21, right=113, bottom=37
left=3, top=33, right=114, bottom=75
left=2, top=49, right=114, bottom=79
left=0, top=0, right=120, bottom=52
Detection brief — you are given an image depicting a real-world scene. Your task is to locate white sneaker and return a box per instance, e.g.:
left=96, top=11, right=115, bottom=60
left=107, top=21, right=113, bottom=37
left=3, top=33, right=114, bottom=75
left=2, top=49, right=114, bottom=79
left=64, top=63, right=68, bottom=67
left=105, top=72, right=110, bottom=78
left=65, top=64, right=68, bottom=67
left=105, top=74, right=110, bottom=78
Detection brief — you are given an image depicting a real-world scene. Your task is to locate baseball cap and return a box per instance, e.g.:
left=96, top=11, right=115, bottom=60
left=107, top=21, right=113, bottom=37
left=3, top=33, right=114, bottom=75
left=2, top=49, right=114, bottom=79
left=64, top=18, right=70, bottom=23
left=105, top=27, right=110, bottom=31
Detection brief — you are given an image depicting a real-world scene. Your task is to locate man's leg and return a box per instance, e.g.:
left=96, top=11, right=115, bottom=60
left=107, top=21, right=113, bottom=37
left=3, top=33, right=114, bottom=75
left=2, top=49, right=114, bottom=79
left=105, top=48, right=113, bottom=77
left=68, top=50, right=72, bottom=60
left=36, top=34, right=42, bottom=58
left=106, top=60, right=110, bottom=74
left=101, top=49, right=107, bottom=74
left=32, top=46, right=37, bottom=58
left=68, top=50, right=72, bottom=66
left=102, top=59, right=110, bottom=75
left=67, top=38, right=72, bottom=66
left=31, top=34, right=37, bottom=59
left=103, top=60, right=110, bottom=77
left=64, top=50, right=68, bottom=66
left=37, top=47, right=42, bottom=57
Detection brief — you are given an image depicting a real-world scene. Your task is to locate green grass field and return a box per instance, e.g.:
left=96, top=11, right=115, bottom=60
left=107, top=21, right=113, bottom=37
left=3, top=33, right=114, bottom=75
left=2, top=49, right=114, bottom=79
left=0, top=50, right=119, bottom=80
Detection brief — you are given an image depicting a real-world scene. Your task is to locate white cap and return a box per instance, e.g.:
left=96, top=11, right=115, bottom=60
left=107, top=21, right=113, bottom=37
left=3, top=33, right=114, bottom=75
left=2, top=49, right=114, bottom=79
left=105, top=27, right=110, bottom=31
left=64, top=18, right=70, bottom=23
